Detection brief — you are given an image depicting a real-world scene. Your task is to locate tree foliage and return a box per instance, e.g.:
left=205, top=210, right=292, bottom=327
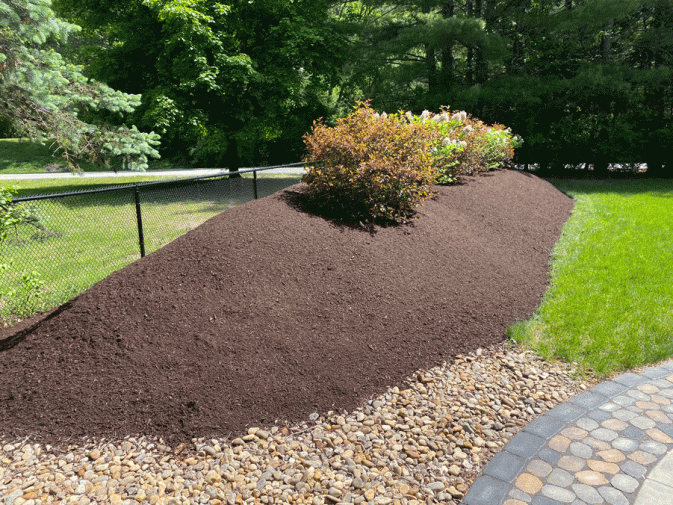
left=38, top=0, right=673, bottom=174
left=54, top=0, right=345, bottom=166
left=0, top=0, right=160, bottom=170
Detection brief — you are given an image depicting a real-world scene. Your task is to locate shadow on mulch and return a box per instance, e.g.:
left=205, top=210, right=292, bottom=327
left=0, top=169, right=574, bottom=447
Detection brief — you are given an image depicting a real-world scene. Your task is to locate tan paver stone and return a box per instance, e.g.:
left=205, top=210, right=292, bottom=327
left=646, top=428, right=673, bottom=444
left=601, top=419, right=628, bottom=431
left=549, top=435, right=571, bottom=453
left=638, top=384, right=660, bottom=394
left=558, top=455, right=586, bottom=472
left=636, top=401, right=661, bottom=410
left=576, top=470, right=609, bottom=486
left=596, top=449, right=626, bottom=463
left=504, top=500, right=527, bottom=505
left=562, top=427, right=588, bottom=440
left=587, top=459, right=620, bottom=474
left=515, top=473, right=542, bottom=495
left=651, top=394, right=671, bottom=405
left=629, top=450, right=658, bottom=465
left=583, top=437, right=610, bottom=451
left=647, top=410, right=673, bottom=423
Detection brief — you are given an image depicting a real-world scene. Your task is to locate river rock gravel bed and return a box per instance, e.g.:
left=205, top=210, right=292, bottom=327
left=0, top=343, right=597, bottom=505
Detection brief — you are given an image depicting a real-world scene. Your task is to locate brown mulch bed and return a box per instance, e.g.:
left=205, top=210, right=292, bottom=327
left=0, top=169, right=573, bottom=446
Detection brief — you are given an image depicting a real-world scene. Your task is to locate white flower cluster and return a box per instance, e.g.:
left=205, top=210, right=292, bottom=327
left=451, top=111, right=468, bottom=124
left=441, top=137, right=468, bottom=148
left=371, top=109, right=469, bottom=125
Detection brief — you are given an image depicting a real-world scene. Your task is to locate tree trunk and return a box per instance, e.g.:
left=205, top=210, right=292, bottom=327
left=466, top=0, right=474, bottom=85
left=439, top=0, right=455, bottom=90
left=423, top=4, right=438, bottom=94
left=602, top=20, right=614, bottom=62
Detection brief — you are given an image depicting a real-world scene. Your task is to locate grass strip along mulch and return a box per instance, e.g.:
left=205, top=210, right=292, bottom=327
left=0, top=169, right=572, bottom=445
left=509, top=177, right=673, bottom=378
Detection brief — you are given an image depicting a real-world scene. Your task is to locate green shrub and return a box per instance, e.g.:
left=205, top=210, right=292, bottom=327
left=1, top=186, right=46, bottom=324
left=301, top=103, right=522, bottom=224
left=413, top=108, right=520, bottom=182
left=302, top=102, right=439, bottom=223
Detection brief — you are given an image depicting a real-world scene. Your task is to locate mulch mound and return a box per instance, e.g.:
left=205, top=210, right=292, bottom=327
left=0, top=169, right=573, bottom=446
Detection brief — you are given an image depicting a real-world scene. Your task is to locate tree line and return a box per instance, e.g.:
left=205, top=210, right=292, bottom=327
left=2, top=0, right=672, bottom=175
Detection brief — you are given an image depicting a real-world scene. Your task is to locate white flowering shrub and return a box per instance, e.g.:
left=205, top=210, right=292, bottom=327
left=399, top=107, right=520, bottom=182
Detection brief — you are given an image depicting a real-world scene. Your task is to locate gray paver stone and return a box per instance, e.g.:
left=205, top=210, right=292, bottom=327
left=524, top=415, right=566, bottom=440
left=462, top=476, right=509, bottom=505
left=570, top=391, right=610, bottom=410
left=619, top=425, right=645, bottom=441
left=572, top=483, right=603, bottom=504
left=527, top=459, right=553, bottom=478
left=547, top=403, right=587, bottom=422
left=548, top=468, right=575, bottom=488
left=620, top=459, right=647, bottom=479
left=569, top=442, right=593, bottom=459
left=649, top=378, right=673, bottom=389
left=612, top=395, right=636, bottom=407
left=541, top=484, right=577, bottom=503
left=630, top=416, right=656, bottom=430
left=612, top=410, right=637, bottom=422
left=537, top=447, right=562, bottom=465
left=613, top=373, right=648, bottom=387
left=627, top=390, right=651, bottom=401
left=482, top=451, right=526, bottom=483
left=598, top=486, right=629, bottom=505
left=590, top=381, right=628, bottom=399
left=611, top=437, right=638, bottom=452
left=576, top=417, right=600, bottom=431
left=532, top=496, right=564, bottom=505
left=587, top=410, right=612, bottom=423
left=503, top=432, right=546, bottom=459
left=640, top=440, right=667, bottom=455
left=642, top=367, right=670, bottom=379
left=610, top=473, right=639, bottom=494
left=509, top=487, right=532, bottom=502
left=591, top=428, right=618, bottom=442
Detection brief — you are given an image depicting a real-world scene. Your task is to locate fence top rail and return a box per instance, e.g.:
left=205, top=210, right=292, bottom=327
left=11, top=163, right=309, bottom=203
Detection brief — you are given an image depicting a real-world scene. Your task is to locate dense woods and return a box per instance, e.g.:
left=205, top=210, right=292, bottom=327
left=2, top=0, right=672, bottom=174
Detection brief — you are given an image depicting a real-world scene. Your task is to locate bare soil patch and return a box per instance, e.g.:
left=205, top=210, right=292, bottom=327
left=0, top=169, right=573, bottom=446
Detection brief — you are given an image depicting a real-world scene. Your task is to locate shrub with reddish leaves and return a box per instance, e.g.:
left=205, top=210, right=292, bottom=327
left=302, top=102, right=439, bottom=224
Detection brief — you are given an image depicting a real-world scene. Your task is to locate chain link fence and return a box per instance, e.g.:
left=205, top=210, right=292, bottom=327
left=0, top=164, right=305, bottom=324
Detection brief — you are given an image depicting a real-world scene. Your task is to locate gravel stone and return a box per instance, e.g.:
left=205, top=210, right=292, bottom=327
left=0, top=344, right=594, bottom=505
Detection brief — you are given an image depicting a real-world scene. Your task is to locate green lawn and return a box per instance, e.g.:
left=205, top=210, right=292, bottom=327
left=508, top=178, right=673, bottom=378
left=0, top=174, right=301, bottom=324
left=0, top=137, right=186, bottom=174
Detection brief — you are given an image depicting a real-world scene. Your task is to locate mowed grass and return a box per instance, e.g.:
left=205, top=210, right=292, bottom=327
left=0, top=173, right=301, bottom=324
left=0, top=137, right=188, bottom=174
left=0, top=138, right=106, bottom=174
left=508, top=178, right=673, bottom=378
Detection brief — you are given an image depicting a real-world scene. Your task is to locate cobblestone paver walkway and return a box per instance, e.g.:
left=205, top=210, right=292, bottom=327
left=464, top=362, right=673, bottom=505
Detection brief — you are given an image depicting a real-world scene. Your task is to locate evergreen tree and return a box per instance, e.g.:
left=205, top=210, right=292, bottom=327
left=0, top=0, right=160, bottom=171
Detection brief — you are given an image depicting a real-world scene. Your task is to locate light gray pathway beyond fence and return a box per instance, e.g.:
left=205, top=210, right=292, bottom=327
left=0, top=166, right=306, bottom=180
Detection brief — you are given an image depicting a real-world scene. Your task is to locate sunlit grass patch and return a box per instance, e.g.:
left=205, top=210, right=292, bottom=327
left=509, top=178, right=673, bottom=377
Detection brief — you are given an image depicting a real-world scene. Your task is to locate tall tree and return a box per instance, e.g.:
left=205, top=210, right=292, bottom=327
left=0, top=0, right=160, bottom=170
left=54, top=0, right=346, bottom=166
